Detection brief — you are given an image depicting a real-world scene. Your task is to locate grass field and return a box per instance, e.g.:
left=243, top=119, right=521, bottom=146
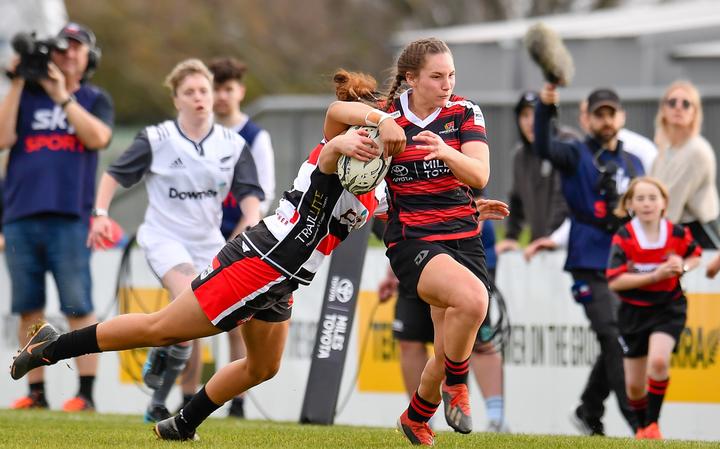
left=1, top=410, right=718, bottom=449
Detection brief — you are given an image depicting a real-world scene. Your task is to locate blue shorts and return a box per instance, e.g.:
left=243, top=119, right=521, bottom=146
left=4, top=215, right=93, bottom=316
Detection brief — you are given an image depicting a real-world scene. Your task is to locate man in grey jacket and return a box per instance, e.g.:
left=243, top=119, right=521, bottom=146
left=496, top=91, right=574, bottom=254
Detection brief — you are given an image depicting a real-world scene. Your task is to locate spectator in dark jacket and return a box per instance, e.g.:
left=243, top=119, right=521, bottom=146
left=496, top=91, right=573, bottom=254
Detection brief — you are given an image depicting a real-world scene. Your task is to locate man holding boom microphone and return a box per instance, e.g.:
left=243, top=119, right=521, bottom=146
left=533, top=83, right=642, bottom=435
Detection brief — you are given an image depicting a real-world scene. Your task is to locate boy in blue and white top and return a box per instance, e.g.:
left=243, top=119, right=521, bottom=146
left=209, top=58, right=276, bottom=239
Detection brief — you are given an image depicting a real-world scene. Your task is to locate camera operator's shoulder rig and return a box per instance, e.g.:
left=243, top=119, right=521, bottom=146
left=574, top=142, right=638, bottom=234
left=9, top=29, right=101, bottom=83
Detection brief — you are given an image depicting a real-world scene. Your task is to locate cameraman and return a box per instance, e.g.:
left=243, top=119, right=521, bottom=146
left=534, top=84, right=643, bottom=436
left=0, top=23, right=113, bottom=411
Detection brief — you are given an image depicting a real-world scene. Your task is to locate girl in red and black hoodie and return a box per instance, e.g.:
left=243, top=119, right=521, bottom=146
left=607, top=176, right=701, bottom=440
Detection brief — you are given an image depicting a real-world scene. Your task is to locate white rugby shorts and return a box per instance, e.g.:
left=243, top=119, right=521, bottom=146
left=137, top=224, right=225, bottom=278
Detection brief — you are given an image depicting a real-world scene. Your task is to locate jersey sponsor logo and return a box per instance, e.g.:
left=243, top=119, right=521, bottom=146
left=420, top=159, right=451, bottom=178
left=168, top=187, right=218, bottom=200
left=390, top=163, right=414, bottom=183
left=24, top=133, right=85, bottom=153
left=295, top=190, right=326, bottom=244
left=391, top=165, right=409, bottom=177
left=169, top=157, right=185, bottom=169
left=629, top=262, right=661, bottom=273
left=31, top=107, right=74, bottom=132
left=439, top=121, right=458, bottom=135
left=199, top=264, right=214, bottom=280
left=390, top=160, right=451, bottom=183
left=472, top=104, right=485, bottom=127
left=389, top=111, right=402, bottom=119
left=339, top=208, right=368, bottom=230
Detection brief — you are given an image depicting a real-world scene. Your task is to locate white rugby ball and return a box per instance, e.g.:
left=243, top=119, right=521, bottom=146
left=336, top=125, right=392, bottom=195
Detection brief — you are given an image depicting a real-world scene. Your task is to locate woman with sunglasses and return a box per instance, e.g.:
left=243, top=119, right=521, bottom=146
left=651, top=80, right=720, bottom=249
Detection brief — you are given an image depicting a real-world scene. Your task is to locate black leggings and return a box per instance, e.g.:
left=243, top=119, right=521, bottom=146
left=571, top=269, right=637, bottom=432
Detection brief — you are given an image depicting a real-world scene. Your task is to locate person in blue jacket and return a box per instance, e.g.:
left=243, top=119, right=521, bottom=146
left=534, top=83, right=644, bottom=436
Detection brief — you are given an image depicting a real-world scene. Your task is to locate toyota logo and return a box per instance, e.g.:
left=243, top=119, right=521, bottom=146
left=335, top=279, right=354, bottom=303
left=391, top=165, right=409, bottom=176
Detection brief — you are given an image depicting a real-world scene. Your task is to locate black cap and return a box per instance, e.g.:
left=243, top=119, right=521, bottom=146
left=587, top=88, right=621, bottom=114
left=514, top=90, right=539, bottom=115
left=57, top=22, right=95, bottom=47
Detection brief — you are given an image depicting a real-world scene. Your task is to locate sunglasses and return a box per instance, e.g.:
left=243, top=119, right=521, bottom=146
left=665, top=98, right=692, bottom=110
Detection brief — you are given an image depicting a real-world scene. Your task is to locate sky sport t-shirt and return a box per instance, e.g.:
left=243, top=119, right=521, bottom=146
left=3, top=83, right=114, bottom=224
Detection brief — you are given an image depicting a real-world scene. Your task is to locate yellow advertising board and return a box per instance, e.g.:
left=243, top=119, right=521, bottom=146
left=357, top=291, right=407, bottom=393
left=115, top=288, right=214, bottom=384
left=667, top=293, right=720, bottom=403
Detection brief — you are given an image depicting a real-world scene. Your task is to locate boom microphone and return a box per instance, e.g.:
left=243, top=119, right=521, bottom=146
left=524, top=22, right=575, bottom=87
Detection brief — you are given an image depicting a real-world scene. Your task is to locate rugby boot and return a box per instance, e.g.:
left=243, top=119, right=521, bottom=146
left=397, top=409, right=435, bottom=446
left=153, top=416, right=200, bottom=441
left=441, top=383, right=472, bottom=434
left=10, top=323, right=58, bottom=380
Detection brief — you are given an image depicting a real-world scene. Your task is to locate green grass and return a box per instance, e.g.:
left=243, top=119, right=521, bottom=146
left=0, top=410, right=718, bottom=449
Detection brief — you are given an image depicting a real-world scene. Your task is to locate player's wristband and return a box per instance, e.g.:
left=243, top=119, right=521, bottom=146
left=91, top=208, right=109, bottom=217
left=365, top=108, right=392, bottom=127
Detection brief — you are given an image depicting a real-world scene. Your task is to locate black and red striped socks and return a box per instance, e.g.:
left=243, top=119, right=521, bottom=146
left=628, top=395, right=648, bottom=428
left=407, top=391, right=439, bottom=423
left=647, top=377, right=669, bottom=424
left=444, top=355, right=470, bottom=386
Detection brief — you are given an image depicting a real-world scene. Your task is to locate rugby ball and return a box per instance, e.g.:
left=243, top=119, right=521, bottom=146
left=336, top=125, right=392, bottom=195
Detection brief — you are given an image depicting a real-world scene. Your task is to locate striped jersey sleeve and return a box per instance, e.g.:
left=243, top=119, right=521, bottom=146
left=606, top=230, right=630, bottom=280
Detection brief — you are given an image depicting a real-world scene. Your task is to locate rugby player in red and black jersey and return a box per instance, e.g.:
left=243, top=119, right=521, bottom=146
left=606, top=177, right=701, bottom=440
left=327, top=38, right=492, bottom=445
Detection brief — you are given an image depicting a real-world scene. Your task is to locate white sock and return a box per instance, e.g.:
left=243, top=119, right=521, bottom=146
left=485, top=395, right=504, bottom=423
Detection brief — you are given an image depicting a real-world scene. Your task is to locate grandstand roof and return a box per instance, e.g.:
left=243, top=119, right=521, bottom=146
left=394, top=1, right=720, bottom=45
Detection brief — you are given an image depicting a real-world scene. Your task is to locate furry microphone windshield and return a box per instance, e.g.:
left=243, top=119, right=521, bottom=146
left=524, top=22, right=575, bottom=87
